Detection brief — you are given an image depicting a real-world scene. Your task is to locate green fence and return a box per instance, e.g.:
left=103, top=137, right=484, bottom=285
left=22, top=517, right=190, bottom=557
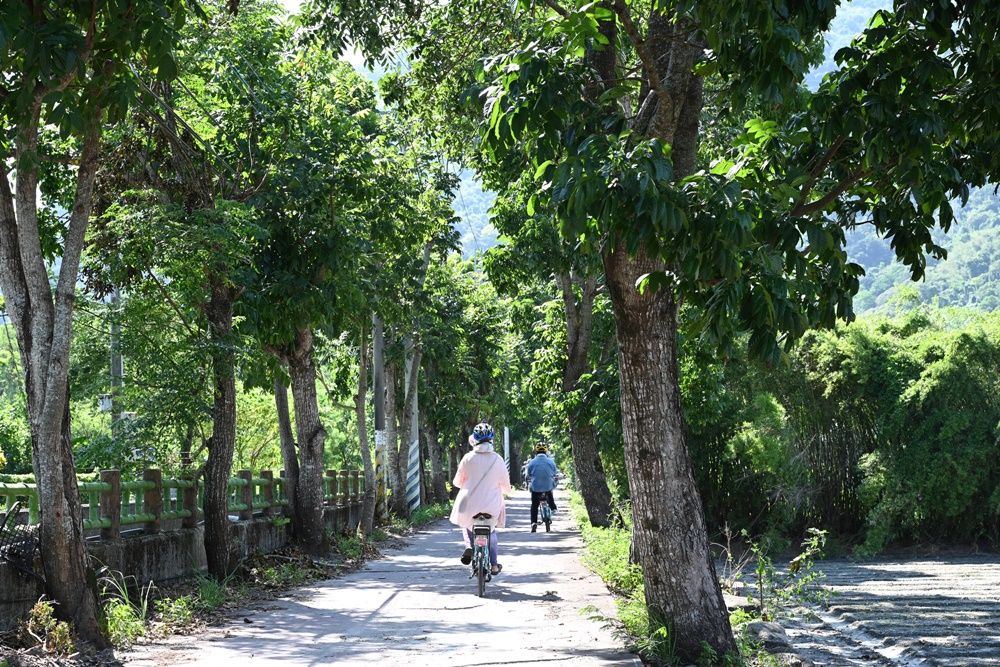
left=0, top=468, right=364, bottom=537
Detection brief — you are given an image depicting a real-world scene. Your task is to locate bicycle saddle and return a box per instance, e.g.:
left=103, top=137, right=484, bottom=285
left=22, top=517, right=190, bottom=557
left=473, top=512, right=493, bottom=520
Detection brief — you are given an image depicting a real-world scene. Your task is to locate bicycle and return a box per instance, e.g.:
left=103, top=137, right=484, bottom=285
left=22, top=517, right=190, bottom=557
left=469, top=512, right=495, bottom=597
left=539, top=498, right=552, bottom=533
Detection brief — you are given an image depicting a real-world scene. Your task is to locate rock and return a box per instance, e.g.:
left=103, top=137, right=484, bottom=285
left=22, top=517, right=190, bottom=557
left=742, top=620, right=792, bottom=651
left=772, top=652, right=815, bottom=667
left=723, top=594, right=754, bottom=612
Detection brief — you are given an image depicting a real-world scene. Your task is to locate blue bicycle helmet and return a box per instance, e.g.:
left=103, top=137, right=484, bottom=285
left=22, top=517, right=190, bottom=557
left=472, top=422, right=495, bottom=443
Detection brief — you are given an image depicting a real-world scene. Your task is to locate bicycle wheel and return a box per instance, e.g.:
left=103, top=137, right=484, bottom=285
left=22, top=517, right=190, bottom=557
left=544, top=517, right=551, bottom=532
left=477, top=559, right=486, bottom=597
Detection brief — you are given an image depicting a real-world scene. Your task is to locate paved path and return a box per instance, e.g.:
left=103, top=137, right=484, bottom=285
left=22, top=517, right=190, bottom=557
left=124, top=490, right=640, bottom=667
left=783, top=555, right=1000, bottom=667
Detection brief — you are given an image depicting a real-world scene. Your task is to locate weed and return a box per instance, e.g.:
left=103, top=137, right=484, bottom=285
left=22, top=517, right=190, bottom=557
left=19, top=599, right=75, bottom=657
left=99, top=570, right=154, bottom=648
left=154, top=595, right=195, bottom=629
left=258, top=562, right=307, bottom=587
left=193, top=570, right=236, bottom=609
left=336, top=532, right=363, bottom=561
left=371, top=527, right=389, bottom=541
left=572, top=495, right=642, bottom=596
left=103, top=598, right=146, bottom=647
left=408, top=502, right=451, bottom=526
left=712, top=524, right=754, bottom=596
left=746, top=527, right=831, bottom=621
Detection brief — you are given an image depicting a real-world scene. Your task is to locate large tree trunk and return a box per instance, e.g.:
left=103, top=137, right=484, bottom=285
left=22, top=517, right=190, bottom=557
left=604, top=246, right=735, bottom=660
left=0, top=109, right=107, bottom=646
left=584, top=6, right=734, bottom=658
left=354, top=323, right=376, bottom=535
left=203, top=277, right=238, bottom=577
left=288, top=327, right=327, bottom=553
left=558, top=272, right=614, bottom=527
left=274, top=374, right=298, bottom=530
left=425, top=415, right=448, bottom=502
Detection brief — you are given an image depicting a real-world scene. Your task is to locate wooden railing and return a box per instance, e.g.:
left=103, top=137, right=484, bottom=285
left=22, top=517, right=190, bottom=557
left=0, top=468, right=364, bottom=536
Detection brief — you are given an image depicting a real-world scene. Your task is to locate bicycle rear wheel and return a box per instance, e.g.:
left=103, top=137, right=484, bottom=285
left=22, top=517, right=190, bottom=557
left=477, top=559, right=486, bottom=597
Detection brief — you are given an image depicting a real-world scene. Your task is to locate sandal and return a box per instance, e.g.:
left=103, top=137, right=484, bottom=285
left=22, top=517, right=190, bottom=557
left=460, top=547, right=473, bottom=565
left=491, top=564, right=502, bottom=576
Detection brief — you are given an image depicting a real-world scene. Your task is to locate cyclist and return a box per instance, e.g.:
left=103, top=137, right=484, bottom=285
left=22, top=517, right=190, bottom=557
left=527, top=442, right=559, bottom=533
left=449, top=422, right=510, bottom=575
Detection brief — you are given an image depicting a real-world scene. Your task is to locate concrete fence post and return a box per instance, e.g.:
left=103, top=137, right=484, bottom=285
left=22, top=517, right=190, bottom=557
left=182, top=472, right=199, bottom=529
left=261, top=470, right=274, bottom=516
left=350, top=471, right=360, bottom=502
left=279, top=469, right=289, bottom=515
left=339, top=470, right=350, bottom=505
left=323, top=470, right=340, bottom=505
left=238, top=470, right=254, bottom=520
left=100, top=469, right=121, bottom=540
left=143, top=468, right=163, bottom=533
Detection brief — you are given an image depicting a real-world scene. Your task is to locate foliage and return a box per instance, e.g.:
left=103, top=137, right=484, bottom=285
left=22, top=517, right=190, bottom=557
left=99, top=570, right=154, bottom=648
left=407, top=502, right=451, bottom=526
left=745, top=528, right=830, bottom=622
left=153, top=596, right=195, bottom=630
left=335, top=532, right=363, bottom=561
left=19, top=600, right=76, bottom=657
left=193, top=570, right=238, bottom=609
left=572, top=495, right=640, bottom=596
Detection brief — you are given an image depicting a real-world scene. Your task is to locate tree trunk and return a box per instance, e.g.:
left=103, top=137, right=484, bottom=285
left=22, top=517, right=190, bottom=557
left=203, top=277, right=238, bottom=578
left=397, top=339, right=423, bottom=516
left=274, top=374, right=298, bottom=529
left=568, top=421, right=613, bottom=525
left=0, top=109, right=108, bottom=646
left=425, top=416, right=448, bottom=502
left=354, top=322, right=376, bottom=535
left=384, top=359, right=403, bottom=514
left=558, top=272, right=614, bottom=527
left=288, top=326, right=327, bottom=553
left=448, top=445, right=458, bottom=500
left=603, top=245, right=735, bottom=660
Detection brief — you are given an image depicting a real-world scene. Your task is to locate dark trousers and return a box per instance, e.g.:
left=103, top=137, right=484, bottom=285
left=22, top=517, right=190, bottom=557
left=530, top=490, right=557, bottom=524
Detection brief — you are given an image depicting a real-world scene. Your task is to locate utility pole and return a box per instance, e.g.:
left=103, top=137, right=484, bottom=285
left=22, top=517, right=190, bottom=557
left=373, top=314, right=389, bottom=524
left=404, top=343, right=421, bottom=513
left=504, top=426, right=510, bottom=476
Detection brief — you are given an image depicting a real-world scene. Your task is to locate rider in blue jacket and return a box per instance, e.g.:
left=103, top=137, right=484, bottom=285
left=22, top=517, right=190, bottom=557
left=526, top=443, right=559, bottom=532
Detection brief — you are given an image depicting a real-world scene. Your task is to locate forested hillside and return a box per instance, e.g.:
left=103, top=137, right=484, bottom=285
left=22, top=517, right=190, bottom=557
left=851, top=188, right=1000, bottom=311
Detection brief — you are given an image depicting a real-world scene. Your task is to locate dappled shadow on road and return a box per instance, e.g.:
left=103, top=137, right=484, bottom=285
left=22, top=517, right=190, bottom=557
left=124, top=488, right=638, bottom=667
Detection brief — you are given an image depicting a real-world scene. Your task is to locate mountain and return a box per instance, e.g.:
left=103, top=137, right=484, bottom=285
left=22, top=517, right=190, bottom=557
left=453, top=174, right=497, bottom=259
left=850, top=188, right=1000, bottom=312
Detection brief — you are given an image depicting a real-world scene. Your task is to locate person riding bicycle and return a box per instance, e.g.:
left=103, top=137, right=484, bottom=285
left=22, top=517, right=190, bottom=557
left=527, top=442, right=559, bottom=533
left=449, top=422, right=510, bottom=575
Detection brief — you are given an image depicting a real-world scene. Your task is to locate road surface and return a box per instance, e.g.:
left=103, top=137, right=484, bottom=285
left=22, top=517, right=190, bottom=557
left=124, top=489, right=640, bottom=667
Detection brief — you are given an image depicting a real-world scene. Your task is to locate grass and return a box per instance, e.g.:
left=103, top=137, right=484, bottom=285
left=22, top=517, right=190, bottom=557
left=571, top=492, right=819, bottom=666
left=99, top=570, right=155, bottom=648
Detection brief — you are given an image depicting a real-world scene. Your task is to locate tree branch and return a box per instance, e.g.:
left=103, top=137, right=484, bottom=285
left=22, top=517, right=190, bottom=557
left=543, top=0, right=570, bottom=18
left=146, top=268, right=199, bottom=337
left=791, top=164, right=871, bottom=217
left=799, top=136, right=846, bottom=204
left=612, top=0, right=671, bottom=111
